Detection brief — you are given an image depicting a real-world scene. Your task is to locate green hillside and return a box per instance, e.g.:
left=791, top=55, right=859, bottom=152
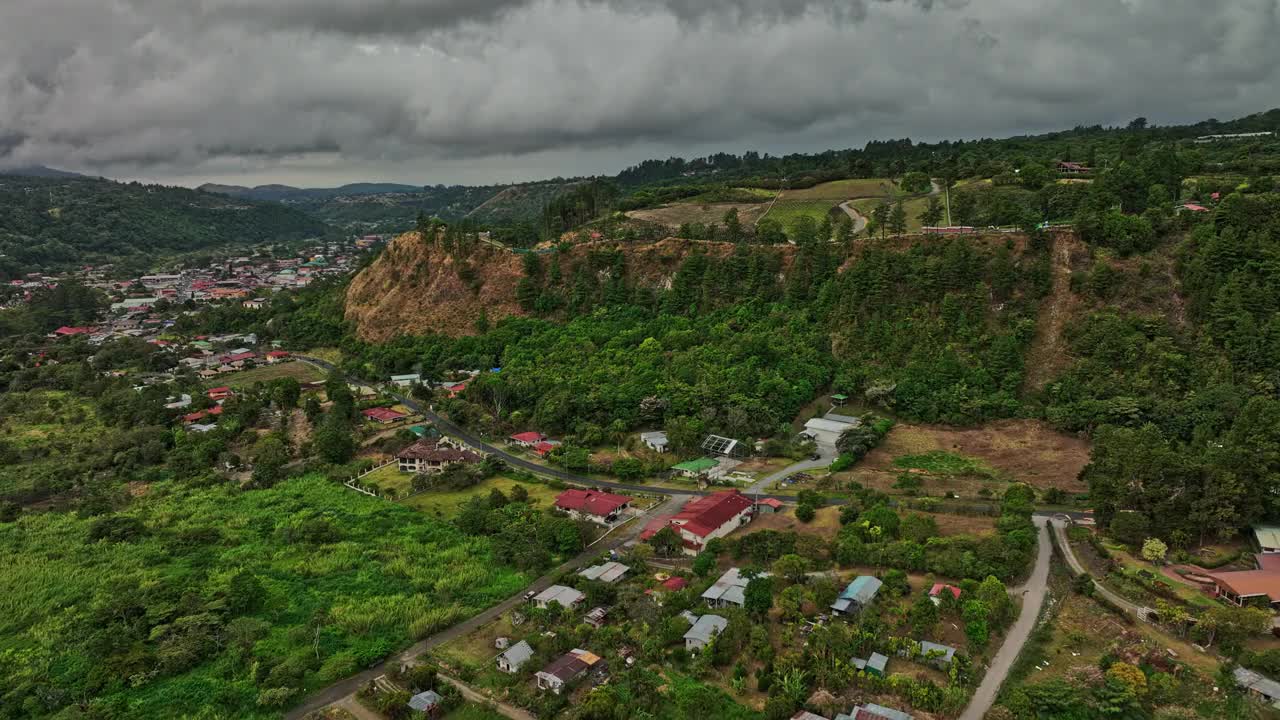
left=0, top=175, right=331, bottom=279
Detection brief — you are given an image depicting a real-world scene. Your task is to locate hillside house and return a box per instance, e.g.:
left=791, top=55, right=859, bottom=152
left=578, top=561, right=630, bottom=583
left=929, top=584, right=962, bottom=605
left=671, top=457, right=719, bottom=478
left=509, top=431, right=545, bottom=448
left=802, top=414, right=858, bottom=446
left=683, top=613, right=728, bottom=652
left=242, top=298, right=266, bottom=310
left=207, top=386, right=232, bottom=401
left=701, top=568, right=768, bottom=608
left=362, top=407, right=407, bottom=424
left=832, top=576, right=883, bottom=616
left=641, top=490, right=755, bottom=555
left=909, top=640, right=957, bottom=669
left=390, top=373, right=422, bottom=387
left=640, top=431, right=669, bottom=453
left=1056, top=161, right=1091, bottom=174
left=554, top=489, right=632, bottom=525
left=756, top=498, right=784, bottom=514
left=533, top=585, right=585, bottom=610
left=265, top=350, right=290, bottom=363
left=535, top=649, right=604, bottom=694
left=496, top=639, right=534, bottom=674
left=532, top=440, right=559, bottom=457
left=396, top=438, right=481, bottom=474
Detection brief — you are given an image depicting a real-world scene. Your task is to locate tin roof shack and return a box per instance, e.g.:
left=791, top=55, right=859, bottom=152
left=683, top=613, right=729, bottom=652
left=496, top=640, right=535, bottom=674
left=831, top=576, right=882, bottom=616
left=535, top=649, right=605, bottom=694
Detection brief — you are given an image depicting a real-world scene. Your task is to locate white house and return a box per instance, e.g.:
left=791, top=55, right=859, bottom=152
left=533, top=585, right=585, bottom=610
left=640, top=431, right=669, bottom=453
left=496, top=640, right=534, bottom=674
left=683, top=614, right=728, bottom=652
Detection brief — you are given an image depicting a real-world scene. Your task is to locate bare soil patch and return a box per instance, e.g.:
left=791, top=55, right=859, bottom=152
left=842, top=420, right=1089, bottom=495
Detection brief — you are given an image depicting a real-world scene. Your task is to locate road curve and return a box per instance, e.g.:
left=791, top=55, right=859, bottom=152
left=959, top=517, right=1052, bottom=720
left=1051, top=519, right=1150, bottom=619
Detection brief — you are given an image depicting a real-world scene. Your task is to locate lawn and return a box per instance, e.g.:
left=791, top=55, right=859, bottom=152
left=849, top=194, right=934, bottom=234
left=892, top=451, right=1004, bottom=481
left=402, top=476, right=562, bottom=519
left=359, top=462, right=413, bottom=496
left=220, top=360, right=325, bottom=388
left=0, top=474, right=528, bottom=719
left=783, top=178, right=900, bottom=200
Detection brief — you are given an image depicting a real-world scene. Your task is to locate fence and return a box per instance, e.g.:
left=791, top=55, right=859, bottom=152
left=343, top=459, right=397, bottom=498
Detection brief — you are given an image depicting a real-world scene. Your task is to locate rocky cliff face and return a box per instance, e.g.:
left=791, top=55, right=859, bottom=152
left=344, top=233, right=789, bottom=341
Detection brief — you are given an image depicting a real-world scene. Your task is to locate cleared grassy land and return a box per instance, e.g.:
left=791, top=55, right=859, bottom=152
left=0, top=390, right=107, bottom=502
left=401, top=476, right=561, bottom=518
left=0, top=475, right=527, bottom=719
left=220, top=360, right=325, bottom=388
left=849, top=194, right=933, bottom=234
left=783, top=178, right=900, bottom=200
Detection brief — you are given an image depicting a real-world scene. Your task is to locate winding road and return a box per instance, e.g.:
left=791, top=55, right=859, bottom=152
left=959, top=517, right=1052, bottom=720
left=1051, top=518, right=1151, bottom=619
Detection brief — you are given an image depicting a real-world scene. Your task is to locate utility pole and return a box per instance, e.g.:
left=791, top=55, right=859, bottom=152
left=944, top=181, right=952, bottom=227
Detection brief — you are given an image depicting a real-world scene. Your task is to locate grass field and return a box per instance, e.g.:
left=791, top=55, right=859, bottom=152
left=783, top=178, right=901, bottom=200
left=0, top=475, right=528, bottom=719
left=849, top=194, right=934, bottom=234
left=401, top=476, right=562, bottom=518
left=220, top=361, right=325, bottom=388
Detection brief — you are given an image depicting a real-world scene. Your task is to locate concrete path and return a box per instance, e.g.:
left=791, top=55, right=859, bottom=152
left=1051, top=519, right=1150, bottom=619
left=959, top=517, right=1052, bottom=720
left=837, top=201, right=868, bottom=234
left=746, top=445, right=836, bottom=495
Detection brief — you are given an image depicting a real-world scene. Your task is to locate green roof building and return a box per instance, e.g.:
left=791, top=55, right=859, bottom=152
left=672, top=457, right=719, bottom=477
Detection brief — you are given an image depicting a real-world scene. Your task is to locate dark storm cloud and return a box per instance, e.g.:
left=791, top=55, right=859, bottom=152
left=1, top=0, right=1278, bottom=185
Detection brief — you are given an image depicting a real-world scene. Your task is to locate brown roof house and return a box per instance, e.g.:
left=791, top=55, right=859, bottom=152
left=535, top=648, right=605, bottom=694
left=397, top=438, right=481, bottom=474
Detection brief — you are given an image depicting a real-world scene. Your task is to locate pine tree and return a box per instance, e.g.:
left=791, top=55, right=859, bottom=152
left=889, top=201, right=908, bottom=236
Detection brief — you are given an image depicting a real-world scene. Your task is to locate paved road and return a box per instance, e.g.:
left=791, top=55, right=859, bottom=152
left=285, top=493, right=688, bottom=719
left=836, top=201, right=868, bottom=234
left=746, top=444, right=836, bottom=494
left=1051, top=519, right=1150, bottom=619
left=960, top=517, right=1052, bottom=720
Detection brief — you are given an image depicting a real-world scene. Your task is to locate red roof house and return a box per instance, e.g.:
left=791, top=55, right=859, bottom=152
left=1181, top=203, right=1210, bottom=212
left=396, top=439, right=481, bottom=473
left=265, top=350, right=290, bottom=362
left=532, top=441, right=558, bottom=457
left=644, top=490, right=755, bottom=554
left=510, top=431, right=545, bottom=447
left=555, top=489, right=633, bottom=524
left=661, top=576, right=689, bottom=591
left=362, top=407, right=407, bottom=424
left=53, top=326, right=96, bottom=336
left=207, top=386, right=232, bottom=400
left=929, top=583, right=962, bottom=602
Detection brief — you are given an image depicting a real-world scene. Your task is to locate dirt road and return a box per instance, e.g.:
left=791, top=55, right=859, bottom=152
left=836, top=201, right=868, bottom=234
left=1051, top=519, right=1151, bottom=619
left=439, top=675, right=535, bottom=720
left=959, top=517, right=1051, bottom=720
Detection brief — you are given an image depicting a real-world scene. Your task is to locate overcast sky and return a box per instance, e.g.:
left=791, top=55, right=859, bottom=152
left=2, top=0, right=1278, bottom=188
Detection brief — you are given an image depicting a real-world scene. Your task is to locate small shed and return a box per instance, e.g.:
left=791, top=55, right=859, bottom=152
left=756, top=498, right=784, bottom=514
left=407, top=689, right=443, bottom=715
left=831, top=576, right=882, bottom=616
left=853, top=652, right=889, bottom=677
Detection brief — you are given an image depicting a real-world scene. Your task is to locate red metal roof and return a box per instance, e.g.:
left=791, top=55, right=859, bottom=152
left=510, top=431, right=544, bottom=443
left=207, top=386, right=231, bottom=395
left=555, top=489, right=632, bottom=517
left=533, top=441, right=557, bottom=456
left=54, top=326, right=95, bottom=335
left=757, top=498, right=783, bottom=509
left=362, top=407, right=406, bottom=422
left=929, top=583, right=962, bottom=599
left=661, top=576, right=688, bottom=591
left=266, top=350, right=290, bottom=358
left=671, top=490, right=754, bottom=538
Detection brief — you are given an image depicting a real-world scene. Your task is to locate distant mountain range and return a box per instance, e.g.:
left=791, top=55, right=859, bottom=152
left=0, top=165, right=90, bottom=180
left=198, top=182, right=424, bottom=202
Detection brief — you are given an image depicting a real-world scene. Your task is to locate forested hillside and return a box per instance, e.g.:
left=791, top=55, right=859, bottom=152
left=0, top=176, right=330, bottom=278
